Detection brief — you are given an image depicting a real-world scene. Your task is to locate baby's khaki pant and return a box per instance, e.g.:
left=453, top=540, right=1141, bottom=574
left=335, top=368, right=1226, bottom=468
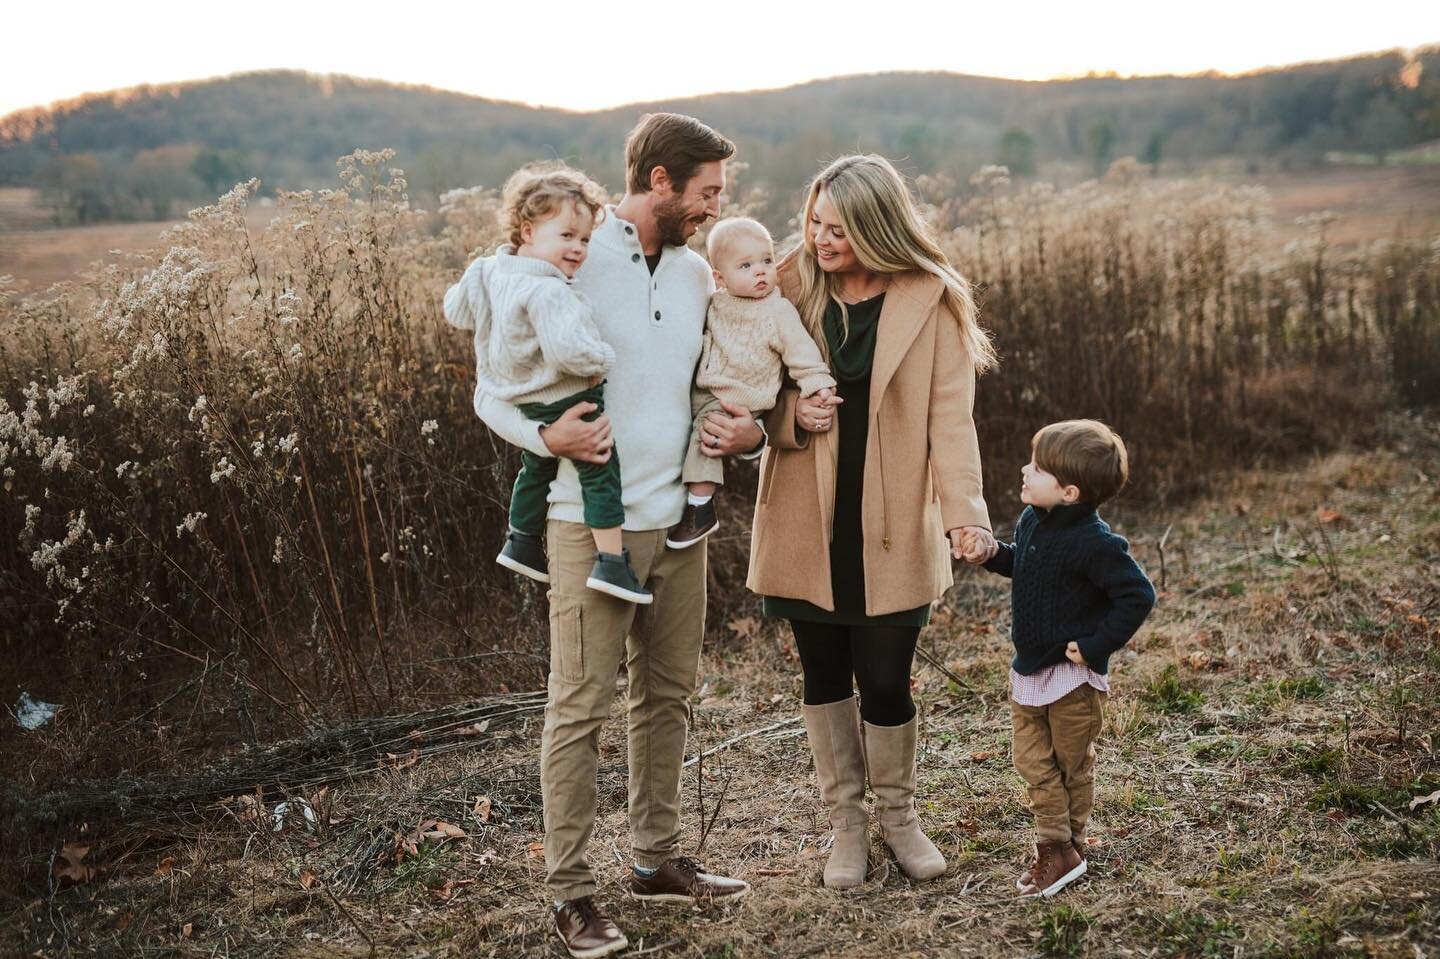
left=1010, top=684, right=1108, bottom=843
left=681, top=389, right=727, bottom=486
left=539, top=520, right=707, bottom=901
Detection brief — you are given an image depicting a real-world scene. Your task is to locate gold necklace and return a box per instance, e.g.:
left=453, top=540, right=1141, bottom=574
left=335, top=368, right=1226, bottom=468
left=838, top=276, right=888, bottom=305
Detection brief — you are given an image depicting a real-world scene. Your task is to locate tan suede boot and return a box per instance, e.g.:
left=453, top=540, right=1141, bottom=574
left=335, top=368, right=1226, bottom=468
left=802, top=699, right=870, bottom=889
left=863, top=717, right=946, bottom=881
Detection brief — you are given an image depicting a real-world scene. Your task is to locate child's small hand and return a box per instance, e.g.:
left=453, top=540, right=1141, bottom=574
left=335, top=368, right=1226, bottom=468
left=1065, top=642, right=1088, bottom=666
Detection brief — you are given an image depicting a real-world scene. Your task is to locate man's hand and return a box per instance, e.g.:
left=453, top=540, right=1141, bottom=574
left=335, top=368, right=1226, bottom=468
left=795, top=389, right=841, bottom=433
left=539, top=401, right=612, bottom=464
left=700, top=400, right=764, bottom=457
left=1065, top=642, right=1088, bottom=666
left=951, top=526, right=997, bottom=563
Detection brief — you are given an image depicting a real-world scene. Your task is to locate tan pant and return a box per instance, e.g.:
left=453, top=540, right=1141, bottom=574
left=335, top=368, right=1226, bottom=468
left=540, top=519, right=707, bottom=900
left=1010, top=684, right=1107, bottom=843
left=681, top=390, right=727, bottom=486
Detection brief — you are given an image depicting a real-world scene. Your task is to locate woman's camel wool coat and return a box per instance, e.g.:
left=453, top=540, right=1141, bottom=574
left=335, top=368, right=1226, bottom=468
left=746, top=258, right=991, bottom=616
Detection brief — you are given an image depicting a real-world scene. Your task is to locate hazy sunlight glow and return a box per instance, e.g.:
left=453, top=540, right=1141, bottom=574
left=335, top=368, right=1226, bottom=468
left=3, top=0, right=1438, bottom=118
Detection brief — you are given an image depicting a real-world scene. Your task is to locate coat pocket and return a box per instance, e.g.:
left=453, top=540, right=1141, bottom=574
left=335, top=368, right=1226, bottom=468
left=758, top=449, right=779, bottom=505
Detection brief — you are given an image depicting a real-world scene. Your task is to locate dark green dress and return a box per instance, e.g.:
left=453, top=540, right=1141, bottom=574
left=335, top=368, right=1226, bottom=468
left=762, top=293, right=930, bottom=628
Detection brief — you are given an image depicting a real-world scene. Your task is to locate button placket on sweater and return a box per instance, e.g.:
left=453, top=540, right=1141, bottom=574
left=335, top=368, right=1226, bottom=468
left=619, top=221, right=664, bottom=327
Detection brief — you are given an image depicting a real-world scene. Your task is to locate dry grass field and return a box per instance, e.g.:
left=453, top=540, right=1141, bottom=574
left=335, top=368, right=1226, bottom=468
left=0, top=188, right=274, bottom=290
left=4, top=164, right=1440, bottom=291
left=3, top=415, right=1436, bottom=958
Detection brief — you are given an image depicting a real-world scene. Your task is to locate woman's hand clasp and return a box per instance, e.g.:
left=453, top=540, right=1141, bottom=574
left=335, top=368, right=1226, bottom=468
left=796, top=388, right=841, bottom=433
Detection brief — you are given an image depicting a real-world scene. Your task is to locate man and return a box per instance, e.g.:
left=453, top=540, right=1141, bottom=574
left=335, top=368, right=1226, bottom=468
left=459, top=113, right=760, bottom=958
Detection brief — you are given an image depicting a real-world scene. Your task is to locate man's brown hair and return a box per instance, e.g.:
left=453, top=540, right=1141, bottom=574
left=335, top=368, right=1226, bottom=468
left=624, top=113, right=735, bottom=194
left=1031, top=419, right=1130, bottom=505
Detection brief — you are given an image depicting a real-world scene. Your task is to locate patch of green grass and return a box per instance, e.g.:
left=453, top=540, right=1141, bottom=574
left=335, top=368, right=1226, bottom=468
left=1256, top=906, right=1363, bottom=959
left=1188, top=736, right=1240, bottom=763
left=1278, top=741, right=1343, bottom=777
left=1309, top=779, right=1412, bottom=817
left=393, top=841, right=457, bottom=889
left=1151, top=908, right=1239, bottom=958
left=1036, top=904, right=1092, bottom=956
left=1247, top=674, right=1329, bottom=709
left=1146, top=665, right=1205, bottom=714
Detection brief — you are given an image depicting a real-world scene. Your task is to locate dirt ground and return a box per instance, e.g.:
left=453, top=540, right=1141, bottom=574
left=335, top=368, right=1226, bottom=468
left=2, top=413, right=1437, bottom=957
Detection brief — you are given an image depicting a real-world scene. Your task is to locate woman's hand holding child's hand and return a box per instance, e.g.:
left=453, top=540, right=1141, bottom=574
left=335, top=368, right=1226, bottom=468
left=796, top=388, right=841, bottom=433
left=952, top=527, right=997, bottom=563
left=1064, top=642, right=1088, bottom=666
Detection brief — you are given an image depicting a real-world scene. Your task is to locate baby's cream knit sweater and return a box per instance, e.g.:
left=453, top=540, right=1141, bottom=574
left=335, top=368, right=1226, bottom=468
left=697, top=288, right=835, bottom=410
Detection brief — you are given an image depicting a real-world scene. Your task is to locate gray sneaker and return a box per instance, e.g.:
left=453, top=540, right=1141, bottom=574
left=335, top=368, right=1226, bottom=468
left=495, top=529, right=549, bottom=583
left=585, top=549, right=652, bottom=604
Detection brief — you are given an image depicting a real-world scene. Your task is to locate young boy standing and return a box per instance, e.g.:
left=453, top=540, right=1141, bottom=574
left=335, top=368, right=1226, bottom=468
left=962, top=419, right=1156, bottom=897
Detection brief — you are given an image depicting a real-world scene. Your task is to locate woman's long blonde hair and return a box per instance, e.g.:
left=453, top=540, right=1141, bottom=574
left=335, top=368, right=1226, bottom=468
left=792, top=155, right=996, bottom=371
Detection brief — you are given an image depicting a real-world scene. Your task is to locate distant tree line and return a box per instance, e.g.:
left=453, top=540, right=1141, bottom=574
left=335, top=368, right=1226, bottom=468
left=2, top=46, right=1437, bottom=225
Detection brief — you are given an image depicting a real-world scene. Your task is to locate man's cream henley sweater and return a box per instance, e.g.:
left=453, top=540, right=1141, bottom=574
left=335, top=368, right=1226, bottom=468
left=465, top=207, right=714, bottom=531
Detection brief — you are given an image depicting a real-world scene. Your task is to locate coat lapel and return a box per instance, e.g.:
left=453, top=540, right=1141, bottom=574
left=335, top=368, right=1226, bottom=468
left=870, top=271, right=942, bottom=409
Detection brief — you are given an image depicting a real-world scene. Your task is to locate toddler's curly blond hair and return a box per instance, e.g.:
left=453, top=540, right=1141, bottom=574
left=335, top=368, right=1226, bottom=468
left=500, top=163, right=609, bottom=248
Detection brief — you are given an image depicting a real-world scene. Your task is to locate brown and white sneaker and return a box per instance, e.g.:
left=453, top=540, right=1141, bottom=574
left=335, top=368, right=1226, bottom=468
left=1017, top=837, right=1087, bottom=890
left=666, top=500, right=719, bottom=549
left=554, top=896, right=628, bottom=959
left=1017, top=840, right=1087, bottom=898
left=630, top=856, right=750, bottom=904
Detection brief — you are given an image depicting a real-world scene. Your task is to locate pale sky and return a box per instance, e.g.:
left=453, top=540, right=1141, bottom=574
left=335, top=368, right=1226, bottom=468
left=3, top=0, right=1438, bottom=118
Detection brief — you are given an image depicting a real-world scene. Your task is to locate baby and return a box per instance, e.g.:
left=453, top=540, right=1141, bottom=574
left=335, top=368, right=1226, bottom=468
left=962, top=419, right=1156, bottom=898
left=443, top=164, right=651, bottom=604
left=666, top=218, right=836, bottom=547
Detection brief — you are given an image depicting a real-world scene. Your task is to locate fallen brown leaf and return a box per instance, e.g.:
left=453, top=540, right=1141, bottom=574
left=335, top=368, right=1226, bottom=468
left=154, top=856, right=175, bottom=876
left=52, top=843, right=96, bottom=884
left=472, top=796, right=493, bottom=823
left=385, top=749, right=420, bottom=769
left=421, top=821, right=466, bottom=841
left=525, top=841, right=545, bottom=861
left=298, top=868, right=316, bottom=889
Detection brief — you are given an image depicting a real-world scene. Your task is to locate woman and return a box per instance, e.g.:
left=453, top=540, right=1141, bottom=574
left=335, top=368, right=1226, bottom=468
left=748, top=155, right=997, bottom=888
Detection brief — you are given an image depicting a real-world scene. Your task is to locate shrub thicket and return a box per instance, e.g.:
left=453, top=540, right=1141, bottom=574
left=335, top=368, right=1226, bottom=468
left=2, top=151, right=1436, bottom=734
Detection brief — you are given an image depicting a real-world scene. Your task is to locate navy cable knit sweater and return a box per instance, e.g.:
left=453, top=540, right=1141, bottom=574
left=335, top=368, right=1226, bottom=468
left=983, top=502, right=1156, bottom=675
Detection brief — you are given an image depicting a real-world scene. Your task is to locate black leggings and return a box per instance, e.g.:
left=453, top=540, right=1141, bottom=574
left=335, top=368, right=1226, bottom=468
left=790, top=619, right=921, bottom=727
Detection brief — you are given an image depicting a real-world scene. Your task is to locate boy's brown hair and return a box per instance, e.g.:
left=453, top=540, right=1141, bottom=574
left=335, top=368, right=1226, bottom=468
left=624, top=113, right=735, bottom=194
left=1031, top=419, right=1130, bottom=505
left=500, top=163, right=608, bottom=248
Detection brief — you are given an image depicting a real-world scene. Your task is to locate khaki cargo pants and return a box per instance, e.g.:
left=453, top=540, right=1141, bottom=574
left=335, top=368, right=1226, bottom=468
left=540, top=519, right=707, bottom=901
left=1010, top=683, right=1108, bottom=843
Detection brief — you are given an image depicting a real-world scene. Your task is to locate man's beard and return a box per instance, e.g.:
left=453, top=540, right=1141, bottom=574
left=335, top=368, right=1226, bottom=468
left=654, top=194, right=700, bottom=248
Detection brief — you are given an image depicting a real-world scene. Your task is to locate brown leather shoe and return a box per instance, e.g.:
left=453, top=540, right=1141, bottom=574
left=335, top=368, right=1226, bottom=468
left=665, top=500, right=719, bottom=549
left=630, top=856, right=750, bottom=904
left=1018, top=837, right=1087, bottom=890
left=1017, top=840, right=1086, bottom=898
left=554, top=896, right=628, bottom=959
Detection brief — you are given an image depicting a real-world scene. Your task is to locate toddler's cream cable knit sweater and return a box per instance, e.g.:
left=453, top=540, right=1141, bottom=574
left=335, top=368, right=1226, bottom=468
left=697, top=288, right=835, bottom=410
left=443, top=246, right=615, bottom=404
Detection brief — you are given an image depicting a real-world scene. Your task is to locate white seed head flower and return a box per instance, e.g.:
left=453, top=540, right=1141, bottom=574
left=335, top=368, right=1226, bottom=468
left=210, top=456, right=236, bottom=484
left=176, top=511, right=207, bottom=536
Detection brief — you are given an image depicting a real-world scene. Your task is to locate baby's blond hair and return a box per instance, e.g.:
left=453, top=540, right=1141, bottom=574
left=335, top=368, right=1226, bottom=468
left=500, top=163, right=608, bottom=248
left=706, top=217, right=772, bottom=265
